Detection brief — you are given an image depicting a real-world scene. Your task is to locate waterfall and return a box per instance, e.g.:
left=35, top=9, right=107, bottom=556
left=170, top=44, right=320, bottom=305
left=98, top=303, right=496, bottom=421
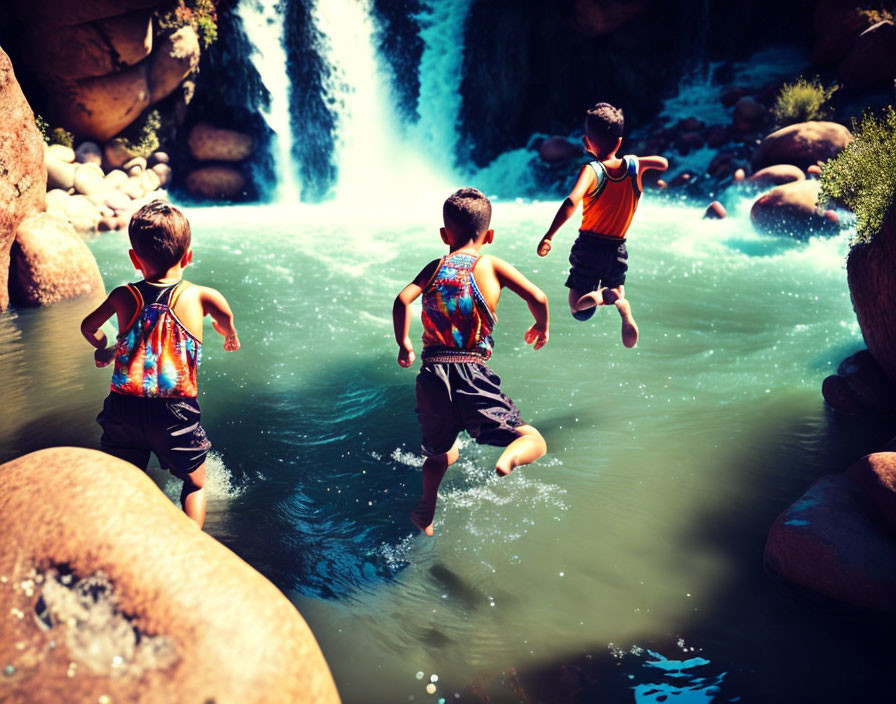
left=414, top=0, right=472, bottom=167
left=237, top=0, right=299, bottom=201
left=308, top=0, right=451, bottom=204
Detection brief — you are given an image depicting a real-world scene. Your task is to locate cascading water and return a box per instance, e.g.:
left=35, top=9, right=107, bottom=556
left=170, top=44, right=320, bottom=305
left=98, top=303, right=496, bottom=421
left=309, top=0, right=451, bottom=204
left=237, top=0, right=300, bottom=201
left=413, top=0, right=472, bottom=165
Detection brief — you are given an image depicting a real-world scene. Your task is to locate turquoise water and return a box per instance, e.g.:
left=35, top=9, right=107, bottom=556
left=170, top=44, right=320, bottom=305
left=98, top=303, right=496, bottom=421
left=1, top=195, right=894, bottom=702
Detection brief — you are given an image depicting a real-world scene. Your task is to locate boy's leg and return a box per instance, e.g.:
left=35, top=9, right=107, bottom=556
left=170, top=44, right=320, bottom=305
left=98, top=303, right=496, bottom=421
left=568, top=288, right=601, bottom=321
left=410, top=440, right=459, bottom=537
left=603, top=285, right=639, bottom=347
left=180, top=463, right=206, bottom=529
left=495, top=425, right=546, bottom=476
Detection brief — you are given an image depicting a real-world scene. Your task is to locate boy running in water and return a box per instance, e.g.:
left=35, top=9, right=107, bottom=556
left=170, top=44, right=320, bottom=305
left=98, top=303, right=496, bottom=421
left=537, top=102, right=667, bottom=347
left=81, top=201, right=240, bottom=529
left=393, top=187, right=549, bottom=536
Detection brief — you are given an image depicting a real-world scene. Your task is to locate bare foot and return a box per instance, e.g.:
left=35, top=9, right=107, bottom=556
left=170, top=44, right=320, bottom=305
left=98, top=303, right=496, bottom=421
left=410, top=503, right=435, bottom=536
left=616, top=299, right=639, bottom=348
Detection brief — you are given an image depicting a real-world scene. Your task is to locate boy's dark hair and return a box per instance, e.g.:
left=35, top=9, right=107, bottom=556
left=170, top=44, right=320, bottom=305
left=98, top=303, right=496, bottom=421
left=128, top=200, right=191, bottom=271
left=443, top=187, right=492, bottom=243
left=584, top=102, right=624, bottom=158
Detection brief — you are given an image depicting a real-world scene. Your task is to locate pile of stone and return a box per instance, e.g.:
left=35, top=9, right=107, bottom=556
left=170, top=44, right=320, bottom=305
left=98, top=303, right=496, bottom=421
left=43, top=141, right=172, bottom=236
left=184, top=122, right=255, bottom=200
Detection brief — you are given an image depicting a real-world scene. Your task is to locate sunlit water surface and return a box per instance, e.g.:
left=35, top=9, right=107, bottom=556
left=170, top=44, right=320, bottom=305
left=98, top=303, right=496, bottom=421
left=2, top=197, right=894, bottom=703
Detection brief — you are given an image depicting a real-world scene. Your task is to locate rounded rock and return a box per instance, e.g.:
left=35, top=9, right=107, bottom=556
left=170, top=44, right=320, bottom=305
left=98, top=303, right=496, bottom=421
left=188, top=123, right=255, bottom=162
left=75, top=142, right=103, bottom=166
left=185, top=166, right=246, bottom=200
left=122, top=156, right=147, bottom=173
left=703, top=201, right=727, bottom=220
left=151, top=163, right=172, bottom=187
left=751, top=121, right=853, bottom=172
left=750, top=180, right=839, bottom=238
left=748, top=164, right=806, bottom=188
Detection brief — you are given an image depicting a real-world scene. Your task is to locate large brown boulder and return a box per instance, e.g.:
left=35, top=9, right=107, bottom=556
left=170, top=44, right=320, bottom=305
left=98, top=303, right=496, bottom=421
left=764, top=472, right=896, bottom=614
left=8, top=213, right=104, bottom=307
left=186, top=166, right=247, bottom=200
left=188, top=123, right=255, bottom=162
left=751, top=121, right=853, bottom=172
left=0, top=447, right=341, bottom=704
left=8, top=0, right=161, bottom=30
left=750, top=180, right=838, bottom=237
left=846, top=453, right=896, bottom=534
left=847, top=204, right=896, bottom=384
left=67, top=64, right=152, bottom=142
left=0, top=46, right=46, bottom=312
left=838, top=21, right=896, bottom=93
left=19, top=10, right=153, bottom=82
left=537, top=137, right=581, bottom=164
left=148, top=26, right=201, bottom=104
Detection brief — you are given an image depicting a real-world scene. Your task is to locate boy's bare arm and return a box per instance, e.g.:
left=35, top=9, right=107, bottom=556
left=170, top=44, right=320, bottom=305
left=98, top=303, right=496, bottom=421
left=81, top=289, right=125, bottom=366
left=637, top=155, right=668, bottom=191
left=393, top=259, right=440, bottom=367
left=491, top=257, right=549, bottom=350
left=199, top=287, right=240, bottom=351
left=538, top=164, right=594, bottom=257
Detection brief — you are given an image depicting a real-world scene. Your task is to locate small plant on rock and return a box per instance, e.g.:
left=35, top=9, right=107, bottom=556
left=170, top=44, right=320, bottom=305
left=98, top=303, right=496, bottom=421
left=819, top=106, right=896, bottom=244
left=772, top=78, right=838, bottom=126
left=34, top=114, right=74, bottom=148
left=118, top=110, right=162, bottom=158
left=155, top=0, right=218, bottom=49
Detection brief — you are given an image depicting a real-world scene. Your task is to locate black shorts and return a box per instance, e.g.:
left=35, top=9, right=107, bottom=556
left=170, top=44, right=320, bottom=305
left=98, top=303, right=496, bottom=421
left=565, top=232, right=628, bottom=291
left=97, top=393, right=211, bottom=476
left=415, top=362, right=523, bottom=457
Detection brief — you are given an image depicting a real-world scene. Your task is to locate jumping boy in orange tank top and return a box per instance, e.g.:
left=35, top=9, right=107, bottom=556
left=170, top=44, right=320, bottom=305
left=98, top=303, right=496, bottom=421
left=80, top=201, right=240, bottom=529
left=537, top=103, right=667, bottom=347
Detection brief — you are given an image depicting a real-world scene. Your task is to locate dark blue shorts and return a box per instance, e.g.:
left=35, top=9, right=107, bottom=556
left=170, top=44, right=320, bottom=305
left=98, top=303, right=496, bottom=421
left=97, top=392, right=210, bottom=476
left=415, top=362, right=523, bottom=457
left=565, top=232, right=628, bottom=291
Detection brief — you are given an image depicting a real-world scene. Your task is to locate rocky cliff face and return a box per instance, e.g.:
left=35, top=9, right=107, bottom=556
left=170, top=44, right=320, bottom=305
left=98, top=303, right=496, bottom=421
left=0, top=46, right=46, bottom=311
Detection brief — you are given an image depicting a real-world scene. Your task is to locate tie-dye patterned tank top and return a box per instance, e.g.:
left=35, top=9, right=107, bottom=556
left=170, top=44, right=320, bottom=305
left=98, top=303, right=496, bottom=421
left=421, top=252, right=496, bottom=363
left=110, top=280, right=201, bottom=398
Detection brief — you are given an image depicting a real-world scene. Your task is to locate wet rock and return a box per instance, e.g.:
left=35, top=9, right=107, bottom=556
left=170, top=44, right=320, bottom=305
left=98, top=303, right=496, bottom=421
left=668, top=170, right=698, bottom=188
left=674, top=131, right=704, bottom=155
left=122, top=156, right=147, bottom=173
left=568, top=0, right=648, bottom=36
left=765, top=472, right=896, bottom=614
left=148, top=150, right=170, bottom=167
left=151, top=163, right=172, bottom=187
left=75, top=141, right=103, bottom=166
left=9, top=213, right=104, bottom=307
left=732, top=97, right=766, bottom=133
left=148, top=26, right=201, bottom=104
left=0, top=46, right=47, bottom=311
left=186, top=166, right=247, bottom=200
left=748, top=164, right=805, bottom=188
left=676, top=117, right=705, bottom=133
left=703, top=201, right=727, bottom=220
left=750, top=180, right=839, bottom=237
left=846, top=453, right=896, bottom=533
left=704, top=124, right=728, bottom=149
left=0, top=447, right=340, bottom=703
left=847, top=204, right=896, bottom=384
left=838, top=21, right=896, bottom=93
left=103, top=138, right=134, bottom=170
left=706, top=152, right=736, bottom=180
left=188, top=123, right=255, bottom=163
left=46, top=143, right=75, bottom=163
left=751, top=121, right=853, bottom=172
left=720, top=86, right=747, bottom=108
left=822, top=349, right=896, bottom=414
left=45, top=157, right=76, bottom=191
left=733, top=168, right=746, bottom=183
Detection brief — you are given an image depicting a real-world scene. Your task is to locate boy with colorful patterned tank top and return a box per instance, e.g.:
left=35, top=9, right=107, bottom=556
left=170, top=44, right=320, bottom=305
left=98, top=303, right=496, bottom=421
left=537, top=102, right=668, bottom=348
left=80, top=201, right=240, bottom=529
left=393, top=187, right=549, bottom=536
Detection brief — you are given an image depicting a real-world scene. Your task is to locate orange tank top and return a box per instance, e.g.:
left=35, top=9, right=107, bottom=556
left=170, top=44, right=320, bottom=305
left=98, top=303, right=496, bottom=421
left=580, top=155, right=641, bottom=238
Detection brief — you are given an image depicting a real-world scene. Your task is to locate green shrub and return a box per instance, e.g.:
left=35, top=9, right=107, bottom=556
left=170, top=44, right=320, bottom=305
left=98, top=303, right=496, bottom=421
left=155, top=0, right=218, bottom=49
left=819, top=106, right=896, bottom=244
left=34, top=115, right=74, bottom=147
left=772, top=78, right=838, bottom=126
left=118, top=110, right=162, bottom=158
